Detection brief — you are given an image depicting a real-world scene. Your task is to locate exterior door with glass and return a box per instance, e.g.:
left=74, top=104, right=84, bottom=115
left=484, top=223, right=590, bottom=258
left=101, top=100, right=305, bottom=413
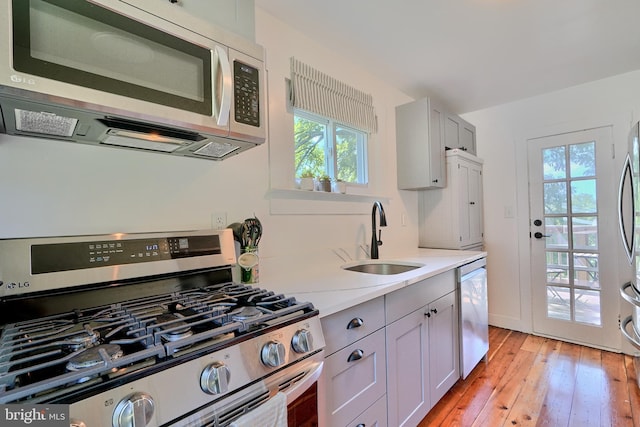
left=528, top=127, right=619, bottom=350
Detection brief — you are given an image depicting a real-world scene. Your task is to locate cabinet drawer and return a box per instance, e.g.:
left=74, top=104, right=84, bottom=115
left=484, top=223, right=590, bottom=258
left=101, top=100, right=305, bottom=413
left=321, top=296, right=385, bottom=355
left=386, top=270, right=455, bottom=324
left=322, top=328, right=387, bottom=427
left=346, top=395, right=388, bottom=427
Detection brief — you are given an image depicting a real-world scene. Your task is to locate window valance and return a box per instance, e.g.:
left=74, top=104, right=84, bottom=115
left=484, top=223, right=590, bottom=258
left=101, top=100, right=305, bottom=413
left=289, top=57, right=378, bottom=133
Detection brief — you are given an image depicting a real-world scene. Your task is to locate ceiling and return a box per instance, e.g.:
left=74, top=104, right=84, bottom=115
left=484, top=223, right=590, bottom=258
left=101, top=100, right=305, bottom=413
left=255, top=0, right=640, bottom=114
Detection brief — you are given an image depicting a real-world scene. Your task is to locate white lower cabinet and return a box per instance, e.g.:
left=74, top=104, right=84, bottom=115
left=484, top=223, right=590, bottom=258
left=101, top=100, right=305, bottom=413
left=428, top=291, right=459, bottom=405
left=318, top=297, right=386, bottom=427
left=320, top=271, right=460, bottom=427
left=386, top=306, right=430, bottom=427
left=385, top=270, right=459, bottom=426
left=346, top=395, right=388, bottom=427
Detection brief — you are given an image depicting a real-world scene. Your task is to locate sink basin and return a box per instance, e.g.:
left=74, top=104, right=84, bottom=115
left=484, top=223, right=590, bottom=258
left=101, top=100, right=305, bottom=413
left=342, top=262, right=424, bottom=275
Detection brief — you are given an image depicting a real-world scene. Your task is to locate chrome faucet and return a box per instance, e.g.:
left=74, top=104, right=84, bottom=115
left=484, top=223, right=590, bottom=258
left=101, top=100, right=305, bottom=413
left=371, top=201, right=387, bottom=259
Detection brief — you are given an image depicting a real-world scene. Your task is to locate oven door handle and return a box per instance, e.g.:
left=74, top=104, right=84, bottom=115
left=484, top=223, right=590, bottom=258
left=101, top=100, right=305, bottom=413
left=283, top=359, right=324, bottom=405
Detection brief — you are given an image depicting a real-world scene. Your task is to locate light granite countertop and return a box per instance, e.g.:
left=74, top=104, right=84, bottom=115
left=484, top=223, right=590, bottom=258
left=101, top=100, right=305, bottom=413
left=255, top=248, right=487, bottom=318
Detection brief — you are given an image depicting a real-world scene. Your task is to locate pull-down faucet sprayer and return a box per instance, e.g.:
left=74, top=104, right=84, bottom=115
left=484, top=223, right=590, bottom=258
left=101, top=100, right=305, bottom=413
left=371, top=201, right=387, bottom=259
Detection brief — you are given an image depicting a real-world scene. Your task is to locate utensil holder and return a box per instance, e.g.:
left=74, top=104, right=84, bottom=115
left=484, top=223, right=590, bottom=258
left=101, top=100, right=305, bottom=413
left=238, top=246, right=259, bottom=284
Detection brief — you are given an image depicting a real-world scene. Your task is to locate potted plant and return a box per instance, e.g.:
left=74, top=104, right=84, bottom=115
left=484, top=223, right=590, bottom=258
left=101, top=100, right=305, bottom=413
left=299, top=169, right=315, bottom=191
left=332, top=179, right=347, bottom=194
left=317, top=174, right=332, bottom=192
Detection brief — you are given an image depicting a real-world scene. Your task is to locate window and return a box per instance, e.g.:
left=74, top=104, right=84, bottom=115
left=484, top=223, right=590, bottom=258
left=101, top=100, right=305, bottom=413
left=294, top=110, right=368, bottom=184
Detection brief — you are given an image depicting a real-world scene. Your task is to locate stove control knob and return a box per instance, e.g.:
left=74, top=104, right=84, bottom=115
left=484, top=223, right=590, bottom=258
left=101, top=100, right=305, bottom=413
left=292, top=329, right=313, bottom=353
left=261, top=341, right=286, bottom=367
left=201, top=361, right=231, bottom=395
left=112, top=392, right=154, bottom=427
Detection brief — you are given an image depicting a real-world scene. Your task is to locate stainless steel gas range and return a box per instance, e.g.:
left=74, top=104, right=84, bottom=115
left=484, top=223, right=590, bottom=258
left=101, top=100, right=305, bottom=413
left=0, top=229, right=325, bottom=426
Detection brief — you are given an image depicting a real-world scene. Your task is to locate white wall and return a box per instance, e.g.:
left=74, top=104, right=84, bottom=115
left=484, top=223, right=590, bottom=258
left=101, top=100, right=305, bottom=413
left=464, top=70, right=640, bottom=334
left=0, top=8, right=419, bottom=267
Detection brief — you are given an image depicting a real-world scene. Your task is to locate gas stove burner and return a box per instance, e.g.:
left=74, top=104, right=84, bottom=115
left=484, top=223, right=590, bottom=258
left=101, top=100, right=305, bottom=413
left=156, top=313, right=193, bottom=342
left=65, top=328, right=100, bottom=352
left=66, top=344, right=124, bottom=371
left=231, top=306, right=263, bottom=321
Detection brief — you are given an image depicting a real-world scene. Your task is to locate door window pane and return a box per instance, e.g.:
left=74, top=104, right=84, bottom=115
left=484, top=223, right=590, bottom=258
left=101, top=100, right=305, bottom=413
left=574, top=289, right=601, bottom=325
left=544, top=182, right=567, bottom=214
left=571, top=179, right=597, bottom=214
left=547, top=286, right=571, bottom=320
left=573, top=216, right=598, bottom=250
left=546, top=251, right=568, bottom=285
left=545, top=217, right=568, bottom=249
left=543, top=146, right=566, bottom=179
left=569, top=142, right=595, bottom=178
left=573, top=253, right=599, bottom=289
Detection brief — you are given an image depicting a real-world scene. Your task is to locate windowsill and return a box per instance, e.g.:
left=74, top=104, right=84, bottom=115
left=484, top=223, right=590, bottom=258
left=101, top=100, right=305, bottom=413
left=268, top=188, right=390, bottom=215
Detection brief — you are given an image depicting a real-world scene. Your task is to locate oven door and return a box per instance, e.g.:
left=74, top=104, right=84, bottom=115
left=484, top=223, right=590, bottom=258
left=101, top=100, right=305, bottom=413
left=174, top=354, right=323, bottom=427
left=5, top=0, right=231, bottom=134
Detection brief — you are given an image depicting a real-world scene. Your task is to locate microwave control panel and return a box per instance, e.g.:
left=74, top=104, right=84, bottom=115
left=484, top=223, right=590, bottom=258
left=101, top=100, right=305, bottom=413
left=233, top=61, right=260, bottom=127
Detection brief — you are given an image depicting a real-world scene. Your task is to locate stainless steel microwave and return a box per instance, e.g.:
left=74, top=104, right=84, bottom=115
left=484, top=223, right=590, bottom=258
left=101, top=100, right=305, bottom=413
left=0, top=0, right=266, bottom=160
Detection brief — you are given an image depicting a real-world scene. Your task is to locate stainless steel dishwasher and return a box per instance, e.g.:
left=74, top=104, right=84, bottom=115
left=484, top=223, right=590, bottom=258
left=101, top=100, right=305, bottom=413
left=457, top=258, right=489, bottom=379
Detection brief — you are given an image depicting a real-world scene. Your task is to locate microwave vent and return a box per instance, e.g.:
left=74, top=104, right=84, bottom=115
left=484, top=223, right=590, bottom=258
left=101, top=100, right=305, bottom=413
left=194, top=141, right=241, bottom=158
left=15, top=109, right=78, bottom=137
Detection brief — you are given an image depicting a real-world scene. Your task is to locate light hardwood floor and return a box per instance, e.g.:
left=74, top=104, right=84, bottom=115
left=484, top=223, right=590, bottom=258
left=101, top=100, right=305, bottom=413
left=418, top=326, right=640, bottom=426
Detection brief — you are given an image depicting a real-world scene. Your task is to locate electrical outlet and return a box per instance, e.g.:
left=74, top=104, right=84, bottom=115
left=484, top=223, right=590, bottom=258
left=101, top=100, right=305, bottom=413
left=212, top=212, right=227, bottom=230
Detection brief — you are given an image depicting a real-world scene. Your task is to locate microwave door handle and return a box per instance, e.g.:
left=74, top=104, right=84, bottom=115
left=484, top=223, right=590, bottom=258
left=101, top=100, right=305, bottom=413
left=213, top=45, right=232, bottom=127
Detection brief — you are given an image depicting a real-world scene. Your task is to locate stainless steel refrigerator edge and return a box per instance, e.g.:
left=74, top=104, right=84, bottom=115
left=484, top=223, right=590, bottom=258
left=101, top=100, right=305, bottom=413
left=457, top=258, right=489, bottom=379
left=619, top=122, right=640, bottom=369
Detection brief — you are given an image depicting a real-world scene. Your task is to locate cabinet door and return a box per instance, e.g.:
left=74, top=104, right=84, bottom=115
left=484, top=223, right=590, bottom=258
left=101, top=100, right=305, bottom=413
left=320, top=329, right=387, bottom=427
left=173, top=0, right=255, bottom=40
left=395, top=98, right=445, bottom=190
left=386, top=308, right=430, bottom=427
left=457, top=160, right=472, bottom=247
left=456, top=158, right=483, bottom=248
left=346, top=395, right=388, bottom=427
left=428, top=291, right=460, bottom=406
left=429, top=101, right=446, bottom=187
left=445, top=114, right=461, bottom=151
left=468, top=162, right=483, bottom=246
left=459, top=119, right=476, bottom=154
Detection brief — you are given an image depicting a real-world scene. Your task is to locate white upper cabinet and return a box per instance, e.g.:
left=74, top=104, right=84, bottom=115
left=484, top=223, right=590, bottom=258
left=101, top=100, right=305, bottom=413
left=162, top=0, right=256, bottom=41
left=445, top=113, right=477, bottom=154
left=396, top=96, right=477, bottom=190
left=396, top=97, right=447, bottom=190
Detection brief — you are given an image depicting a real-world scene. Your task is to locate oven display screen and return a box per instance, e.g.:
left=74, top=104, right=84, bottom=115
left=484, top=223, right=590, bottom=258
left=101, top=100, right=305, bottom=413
left=31, top=235, right=221, bottom=274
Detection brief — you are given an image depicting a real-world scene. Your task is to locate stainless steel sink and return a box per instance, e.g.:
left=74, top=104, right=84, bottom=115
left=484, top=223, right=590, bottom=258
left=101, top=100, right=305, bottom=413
left=342, top=262, right=423, bottom=275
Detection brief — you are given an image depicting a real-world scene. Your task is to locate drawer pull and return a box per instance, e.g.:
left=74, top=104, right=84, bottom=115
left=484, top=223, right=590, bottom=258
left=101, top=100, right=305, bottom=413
left=356, top=424, right=366, bottom=427
left=347, top=317, right=364, bottom=330
left=347, top=349, right=364, bottom=362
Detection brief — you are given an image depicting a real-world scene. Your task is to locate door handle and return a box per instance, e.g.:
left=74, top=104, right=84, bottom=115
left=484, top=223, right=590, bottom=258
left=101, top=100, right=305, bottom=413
left=534, top=232, right=550, bottom=239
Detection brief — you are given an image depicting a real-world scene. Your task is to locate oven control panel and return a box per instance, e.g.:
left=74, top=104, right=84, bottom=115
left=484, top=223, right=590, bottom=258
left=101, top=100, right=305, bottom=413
left=30, top=235, right=222, bottom=274
left=0, top=229, right=236, bottom=298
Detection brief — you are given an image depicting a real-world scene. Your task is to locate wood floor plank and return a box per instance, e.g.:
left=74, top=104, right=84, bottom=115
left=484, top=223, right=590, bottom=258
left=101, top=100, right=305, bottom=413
left=470, top=342, right=538, bottom=426
left=569, top=346, right=604, bottom=427
left=536, top=340, right=581, bottom=427
left=418, top=330, right=528, bottom=426
left=623, top=355, right=640, bottom=426
left=504, top=338, right=561, bottom=426
left=419, top=327, right=640, bottom=427
left=601, top=351, right=634, bottom=426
